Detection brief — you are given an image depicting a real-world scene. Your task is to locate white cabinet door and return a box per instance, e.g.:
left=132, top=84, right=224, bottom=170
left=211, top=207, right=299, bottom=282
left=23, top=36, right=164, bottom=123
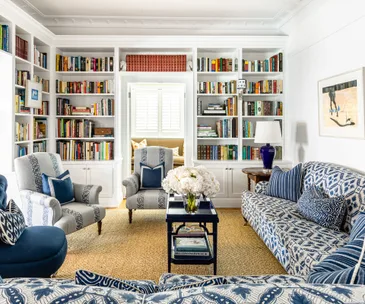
left=206, top=167, right=228, bottom=198
left=229, top=168, right=248, bottom=198
left=88, top=164, right=114, bottom=198
left=63, top=164, right=87, bottom=185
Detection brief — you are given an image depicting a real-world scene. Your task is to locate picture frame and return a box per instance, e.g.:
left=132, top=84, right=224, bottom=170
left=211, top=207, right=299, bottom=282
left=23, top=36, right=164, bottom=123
left=25, top=80, right=42, bottom=109
left=318, top=68, right=365, bottom=139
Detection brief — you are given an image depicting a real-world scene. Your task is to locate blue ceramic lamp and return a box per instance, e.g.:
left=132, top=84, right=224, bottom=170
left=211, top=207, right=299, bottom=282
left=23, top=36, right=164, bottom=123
left=254, top=121, right=282, bottom=170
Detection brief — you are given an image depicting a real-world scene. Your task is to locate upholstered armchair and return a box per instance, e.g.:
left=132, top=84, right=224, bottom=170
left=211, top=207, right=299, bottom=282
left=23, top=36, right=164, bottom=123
left=122, top=146, right=173, bottom=223
left=14, top=152, right=106, bottom=235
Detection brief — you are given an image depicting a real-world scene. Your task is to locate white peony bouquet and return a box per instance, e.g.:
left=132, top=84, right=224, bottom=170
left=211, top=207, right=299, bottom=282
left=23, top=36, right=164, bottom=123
left=162, top=166, right=220, bottom=199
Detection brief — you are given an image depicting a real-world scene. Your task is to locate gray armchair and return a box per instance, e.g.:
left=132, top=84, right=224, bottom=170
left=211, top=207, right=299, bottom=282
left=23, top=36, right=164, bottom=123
left=14, top=152, right=106, bottom=235
left=122, top=146, right=173, bottom=223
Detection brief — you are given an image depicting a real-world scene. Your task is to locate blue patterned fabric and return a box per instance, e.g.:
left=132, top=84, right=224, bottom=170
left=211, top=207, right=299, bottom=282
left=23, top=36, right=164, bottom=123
left=254, top=181, right=269, bottom=194
left=75, top=269, right=158, bottom=294
left=42, top=170, right=75, bottom=205
left=266, top=164, right=302, bottom=202
left=302, top=161, right=365, bottom=233
left=298, top=185, right=346, bottom=231
left=159, top=277, right=227, bottom=292
left=349, top=212, right=365, bottom=242
left=0, top=175, right=8, bottom=210
left=307, top=235, right=365, bottom=284
left=140, top=162, right=165, bottom=189
left=0, top=200, right=26, bottom=245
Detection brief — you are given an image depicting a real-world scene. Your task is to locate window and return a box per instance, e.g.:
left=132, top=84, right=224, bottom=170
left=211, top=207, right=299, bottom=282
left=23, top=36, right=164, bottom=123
left=130, top=83, right=185, bottom=138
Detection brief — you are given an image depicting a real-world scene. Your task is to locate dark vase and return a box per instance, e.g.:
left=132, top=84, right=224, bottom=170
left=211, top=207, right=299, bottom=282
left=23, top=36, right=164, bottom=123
left=260, top=143, right=276, bottom=169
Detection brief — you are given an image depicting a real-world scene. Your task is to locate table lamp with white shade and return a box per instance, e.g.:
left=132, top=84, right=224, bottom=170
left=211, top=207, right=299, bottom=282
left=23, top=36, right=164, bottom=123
left=254, top=121, right=282, bottom=170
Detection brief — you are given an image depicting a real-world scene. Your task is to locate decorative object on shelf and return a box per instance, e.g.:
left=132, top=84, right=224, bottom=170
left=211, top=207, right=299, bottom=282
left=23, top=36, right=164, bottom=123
left=120, top=60, right=126, bottom=71
left=162, top=166, right=220, bottom=214
left=254, top=121, right=282, bottom=170
left=237, top=79, right=247, bottom=90
left=318, top=68, right=365, bottom=139
left=187, top=61, right=193, bottom=71
left=25, top=80, right=42, bottom=108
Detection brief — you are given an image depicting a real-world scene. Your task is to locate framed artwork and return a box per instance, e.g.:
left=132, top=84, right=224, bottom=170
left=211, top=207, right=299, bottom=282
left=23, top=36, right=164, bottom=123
left=318, top=68, right=365, bottom=139
left=25, top=80, right=42, bottom=109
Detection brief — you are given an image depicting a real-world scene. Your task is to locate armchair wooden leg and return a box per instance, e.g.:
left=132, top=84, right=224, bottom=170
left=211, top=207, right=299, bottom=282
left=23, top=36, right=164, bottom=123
left=97, top=221, right=102, bottom=235
left=128, top=209, right=133, bottom=224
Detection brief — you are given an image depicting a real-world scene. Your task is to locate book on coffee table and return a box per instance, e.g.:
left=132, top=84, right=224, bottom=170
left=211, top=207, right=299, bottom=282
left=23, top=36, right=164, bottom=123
left=175, top=237, right=208, bottom=251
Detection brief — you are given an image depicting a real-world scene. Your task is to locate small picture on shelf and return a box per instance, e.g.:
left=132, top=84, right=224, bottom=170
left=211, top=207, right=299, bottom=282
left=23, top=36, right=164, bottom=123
left=25, top=80, right=42, bottom=109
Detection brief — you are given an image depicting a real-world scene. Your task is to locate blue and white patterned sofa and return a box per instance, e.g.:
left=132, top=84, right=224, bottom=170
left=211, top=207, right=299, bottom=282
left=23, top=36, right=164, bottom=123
left=1, top=274, right=364, bottom=303
left=242, top=161, right=365, bottom=277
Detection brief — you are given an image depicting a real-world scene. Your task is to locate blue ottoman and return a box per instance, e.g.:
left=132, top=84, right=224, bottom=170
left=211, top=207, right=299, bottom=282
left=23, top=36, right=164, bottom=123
left=0, top=226, right=67, bottom=278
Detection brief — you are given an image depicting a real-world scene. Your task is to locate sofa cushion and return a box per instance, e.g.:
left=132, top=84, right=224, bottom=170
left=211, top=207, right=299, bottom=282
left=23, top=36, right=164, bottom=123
left=349, top=212, right=365, bottom=242
left=126, top=189, right=168, bottom=210
left=159, top=277, right=227, bottom=291
left=174, top=156, right=184, bottom=165
left=0, top=200, right=26, bottom=245
left=140, top=162, right=165, bottom=189
left=307, top=234, right=365, bottom=284
left=297, top=185, right=346, bottom=231
left=42, top=170, right=75, bottom=205
left=75, top=269, right=158, bottom=294
left=266, top=164, right=302, bottom=202
left=131, top=138, right=147, bottom=150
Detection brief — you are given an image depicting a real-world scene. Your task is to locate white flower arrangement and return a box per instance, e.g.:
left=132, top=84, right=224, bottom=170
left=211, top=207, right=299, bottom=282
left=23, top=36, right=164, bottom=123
left=162, top=166, right=220, bottom=198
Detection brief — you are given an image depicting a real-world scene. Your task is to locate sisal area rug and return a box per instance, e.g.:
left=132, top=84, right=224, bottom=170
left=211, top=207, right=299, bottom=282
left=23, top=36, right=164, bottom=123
left=57, top=207, right=285, bottom=281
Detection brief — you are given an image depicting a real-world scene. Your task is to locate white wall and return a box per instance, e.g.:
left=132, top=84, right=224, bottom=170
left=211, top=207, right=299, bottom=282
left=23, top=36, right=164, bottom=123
left=283, top=0, right=365, bottom=171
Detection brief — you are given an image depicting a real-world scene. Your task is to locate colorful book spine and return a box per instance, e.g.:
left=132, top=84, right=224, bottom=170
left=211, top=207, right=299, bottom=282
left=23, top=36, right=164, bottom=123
left=197, top=145, right=238, bottom=160
left=197, top=81, right=237, bottom=94
left=126, top=54, right=186, bottom=72
left=242, top=52, right=283, bottom=72
left=56, top=55, right=114, bottom=72
left=55, top=80, right=114, bottom=94
left=56, top=140, right=114, bottom=161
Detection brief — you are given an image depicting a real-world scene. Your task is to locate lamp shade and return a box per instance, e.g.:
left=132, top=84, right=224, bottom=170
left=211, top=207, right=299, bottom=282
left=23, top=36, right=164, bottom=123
left=254, top=121, right=282, bottom=144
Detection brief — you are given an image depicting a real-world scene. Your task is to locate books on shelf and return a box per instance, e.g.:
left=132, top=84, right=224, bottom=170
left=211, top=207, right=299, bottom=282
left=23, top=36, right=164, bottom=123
left=242, top=146, right=282, bottom=160
left=91, top=99, right=114, bottom=116
left=197, top=57, right=237, bottom=72
left=57, top=118, right=94, bottom=138
left=34, top=48, right=47, bottom=69
left=56, top=98, right=115, bottom=116
left=16, top=70, right=30, bottom=87
left=126, top=54, right=186, bottom=72
left=33, top=75, right=49, bottom=93
left=57, top=140, right=114, bottom=161
left=16, top=36, right=28, bottom=60
left=197, top=125, right=217, bottom=138
left=243, top=100, right=283, bottom=116
left=15, top=92, right=30, bottom=114
left=242, top=52, right=283, bottom=72
left=0, top=25, right=9, bottom=52
left=16, top=145, right=28, bottom=157
left=34, top=118, right=47, bottom=140
left=56, top=80, right=114, bottom=94
left=246, top=80, right=283, bottom=94
left=242, top=121, right=255, bottom=138
left=198, top=81, right=237, bottom=94
left=198, top=145, right=238, bottom=160
left=56, top=55, right=114, bottom=72
left=34, top=101, right=49, bottom=116
left=33, top=141, right=47, bottom=153
left=15, top=122, right=29, bottom=142
left=216, top=118, right=238, bottom=138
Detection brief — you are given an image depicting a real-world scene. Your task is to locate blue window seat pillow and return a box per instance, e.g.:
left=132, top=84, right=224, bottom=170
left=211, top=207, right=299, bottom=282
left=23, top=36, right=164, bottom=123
left=42, top=170, right=75, bottom=205
left=297, top=185, right=346, bottom=231
left=75, top=269, right=158, bottom=294
left=266, top=163, right=302, bottom=202
left=140, top=162, right=165, bottom=189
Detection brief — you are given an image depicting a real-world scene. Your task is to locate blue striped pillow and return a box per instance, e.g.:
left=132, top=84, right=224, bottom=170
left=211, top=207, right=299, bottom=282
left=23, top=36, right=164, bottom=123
left=307, top=235, right=365, bottom=284
left=349, top=212, right=365, bottom=242
left=266, top=164, right=302, bottom=202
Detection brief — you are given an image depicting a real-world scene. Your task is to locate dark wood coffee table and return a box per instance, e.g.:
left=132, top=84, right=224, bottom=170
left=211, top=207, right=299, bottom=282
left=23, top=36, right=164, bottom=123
left=166, top=195, right=219, bottom=274
left=242, top=167, right=272, bottom=191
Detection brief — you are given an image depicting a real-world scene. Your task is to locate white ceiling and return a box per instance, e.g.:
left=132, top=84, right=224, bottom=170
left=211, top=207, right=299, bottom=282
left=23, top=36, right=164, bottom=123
left=11, top=0, right=312, bottom=35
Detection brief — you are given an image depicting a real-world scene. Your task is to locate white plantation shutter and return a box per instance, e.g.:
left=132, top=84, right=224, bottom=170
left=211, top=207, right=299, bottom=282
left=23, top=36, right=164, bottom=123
left=131, top=84, right=184, bottom=138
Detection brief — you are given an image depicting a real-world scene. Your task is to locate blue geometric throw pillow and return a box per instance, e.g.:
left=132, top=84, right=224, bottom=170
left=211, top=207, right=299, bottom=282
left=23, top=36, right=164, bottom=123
left=42, top=170, right=74, bottom=205
left=266, top=163, right=302, bottom=202
left=140, top=162, right=165, bottom=189
left=307, top=234, right=365, bottom=284
left=75, top=269, right=158, bottom=294
left=0, top=199, right=26, bottom=245
left=297, top=185, right=346, bottom=231
left=159, top=277, right=228, bottom=292
left=349, top=212, right=365, bottom=242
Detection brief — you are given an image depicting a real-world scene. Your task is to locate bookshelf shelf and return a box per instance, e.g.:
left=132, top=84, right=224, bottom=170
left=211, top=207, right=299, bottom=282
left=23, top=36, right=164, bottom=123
left=197, top=115, right=238, bottom=118
left=56, top=137, right=115, bottom=141
left=33, top=138, right=48, bottom=142
left=242, top=94, right=283, bottom=96
left=55, top=93, right=114, bottom=96
left=34, top=65, right=49, bottom=72
left=197, top=138, right=238, bottom=140
left=197, top=94, right=238, bottom=97
left=242, top=138, right=255, bottom=140
left=15, top=56, right=31, bottom=65
left=242, top=72, right=282, bottom=76
left=33, top=115, right=49, bottom=118
left=56, top=115, right=115, bottom=118
left=15, top=113, right=31, bottom=116
left=0, top=49, right=11, bottom=56
left=56, top=71, right=114, bottom=76
left=242, top=116, right=283, bottom=119
left=15, top=140, right=30, bottom=144
left=15, top=84, right=26, bottom=89
left=120, top=71, right=192, bottom=76
left=197, top=72, right=237, bottom=75
left=42, top=91, right=49, bottom=95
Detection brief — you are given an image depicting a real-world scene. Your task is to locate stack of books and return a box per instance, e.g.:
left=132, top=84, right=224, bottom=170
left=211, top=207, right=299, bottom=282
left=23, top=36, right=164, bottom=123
left=72, top=107, right=91, bottom=116
left=34, top=101, right=49, bottom=116
left=56, top=55, right=114, bottom=72
left=0, top=25, right=9, bottom=52
left=16, top=36, right=28, bottom=60
left=126, top=54, right=186, bottom=72
left=15, top=122, right=29, bottom=142
left=216, top=118, right=238, bottom=138
left=173, top=236, right=210, bottom=258
left=242, top=52, right=283, bottom=72
left=16, top=70, right=30, bottom=87
left=246, top=80, right=283, bottom=94
left=203, top=103, right=225, bottom=116
left=34, top=49, right=47, bottom=69
left=197, top=125, right=218, bottom=138
left=243, top=100, right=283, bottom=116
left=56, top=80, right=114, bottom=94
left=198, top=80, right=237, bottom=94
left=197, top=57, right=236, bottom=72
